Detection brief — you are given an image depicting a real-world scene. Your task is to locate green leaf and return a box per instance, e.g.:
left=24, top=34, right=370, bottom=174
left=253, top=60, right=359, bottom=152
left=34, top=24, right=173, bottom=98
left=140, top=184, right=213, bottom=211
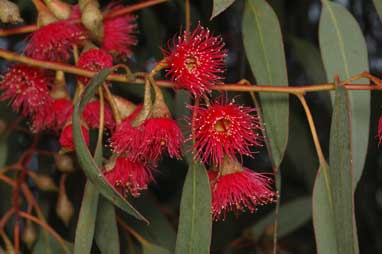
left=373, top=0, right=382, bottom=23
left=319, top=1, right=369, bottom=185
left=313, top=86, right=358, bottom=254
left=242, top=0, right=289, bottom=168
left=34, top=229, right=73, bottom=254
left=72, top=68, right=147, bottom=223
left=95, top=197, right=120, bottom=254
left=251, top=196, right=311, bottom=240
left=74, top=182, right=99, bottom=254
left=211, top=0, right=235, bottom=19
left=175, top=162, right=212, bottom=254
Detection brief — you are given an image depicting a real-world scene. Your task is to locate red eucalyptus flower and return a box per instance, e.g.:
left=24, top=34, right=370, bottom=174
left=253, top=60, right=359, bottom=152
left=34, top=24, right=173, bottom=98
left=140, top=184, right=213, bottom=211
left=208, top=162, right=276, bottom=221
left=83, top=100, right=115, bottom=130
left=110, top=117, right=142, bottom=156
left=139, top=118, right=184, bottom=162
left=162, top=24, right=227, bottom=97
left=191, top=98, right=262, bottom=165
left=59, top=124, right=89, bottom=151
left=0, top=64, right=52, bottom=117
left=102, top=13, right=137, bottom=56
left=103, top=156, right=154, bottom=197
left=33, top=98, right=73, bottom=132
left=25, top=20, right=86, bottom=62
left=76, top=49, right=113, bottom=85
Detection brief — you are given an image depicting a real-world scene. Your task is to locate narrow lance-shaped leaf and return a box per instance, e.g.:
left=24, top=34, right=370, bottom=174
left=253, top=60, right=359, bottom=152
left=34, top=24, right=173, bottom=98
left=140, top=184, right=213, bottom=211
left=319, top=1, right=369, bottom=185
left=72, top=68, right=147, bottom=223
left=313, top=86, right=358, bottom=254
left=175, top=162, right=212, bottom=254
left=242, top=0, right=289, bottom=168
left=373, top=0, right=382, bottom=23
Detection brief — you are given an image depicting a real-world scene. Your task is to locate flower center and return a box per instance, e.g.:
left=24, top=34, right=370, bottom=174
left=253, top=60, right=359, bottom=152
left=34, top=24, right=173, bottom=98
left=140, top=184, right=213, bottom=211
left=214, top=118, right=230, bottom=134
left=185, top=55, right=198, bottom=72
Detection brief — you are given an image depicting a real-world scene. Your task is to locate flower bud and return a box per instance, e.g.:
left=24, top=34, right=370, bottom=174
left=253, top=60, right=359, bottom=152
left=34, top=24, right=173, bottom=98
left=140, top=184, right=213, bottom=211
left=56, top=175, right=74, bottom=226
left=0, top=0, right=23, bottom=23
left=80, top=0, right=104, bottom=41
left=112, top=95, right=137, bottom=119
left=29, top=171, right=58, bottom=192
left=54, top=154, right=75, bottom=173
left=22, top=220, right=37, bottom=249
left=44, top=0, right=72, bottom=20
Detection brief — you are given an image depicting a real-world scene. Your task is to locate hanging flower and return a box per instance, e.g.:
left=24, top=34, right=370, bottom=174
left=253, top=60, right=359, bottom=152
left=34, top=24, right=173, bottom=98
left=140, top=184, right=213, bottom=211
left=25, top=20, right=86, bottom=62
left=0, top=64, right=52, bottom=117
left=191, top=97, right=262, bottom=165
left=110, top=117, right=142, bottom=156
left=33, top=98, right=73, bottom=132
left=162, top=24, right=227, bottom=97
left=103, top=156, right=154, bottom=197
left=208, top=158, right=276, bottom=221
left=83, top=100, right=115, bottom=130
left=59, top=124, right=89, bottom=151
left=102, top=12, right=137, bottom=56
left=139, top=118, right=184, bottom=162
left=76, top=48, right=113, bottom=85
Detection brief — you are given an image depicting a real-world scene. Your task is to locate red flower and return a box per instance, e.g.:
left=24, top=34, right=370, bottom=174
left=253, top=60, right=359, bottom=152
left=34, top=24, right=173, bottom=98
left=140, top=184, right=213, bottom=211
left=140, top=118, right=184, bottom=162
left=59, top=124, right=89, bottom=151
left=162, top=24, right=227, bottom=97
left=208, top=168, right=276, bottom=221
left=25, top=20, right=86, bottom=62
left=33, top=98, right=73, bottom=132
left=110, top=118, right=142, bottom=156
left=103, top=156, right=154, bottom=197
left=0, top=64, right=52, bottom=117
left=83, top=100, right=115, bottom=130
left=102, top=13, right=137, bottom=56
left=191, top=98, right=262, bottom=165
left=76, top=49, right=113, bottom=85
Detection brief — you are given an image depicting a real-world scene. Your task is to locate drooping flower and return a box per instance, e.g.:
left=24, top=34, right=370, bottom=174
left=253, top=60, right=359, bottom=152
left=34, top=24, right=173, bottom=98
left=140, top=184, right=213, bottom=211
left=0, top=64, right=52, bottom=116
left=162, top=24, right=227, bottom=97
left=25, top=20, right=86, bottom=62
left=59, top=124, right=89, bottom=151
left=102, top=13, right=137, bottom=56
left=110, top=117, right=142, bottom=156
left=208, top=158, right=276, bottom=221
left=139, top=118, right=184, bottom=162
left=103, top=156, right=154, bottom=197
left=83, top=100, right=115, bottom=130
left=191, top=97, right=262, bottom=165
left=76, top=48, right=113, bottom=85
left=33, top=98, right=73, bottom=132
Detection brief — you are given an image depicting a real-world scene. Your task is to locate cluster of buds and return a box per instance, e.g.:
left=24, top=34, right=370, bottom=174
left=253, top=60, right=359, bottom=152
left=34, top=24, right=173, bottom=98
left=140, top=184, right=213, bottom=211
left=0, top=1, right=276, bottom=221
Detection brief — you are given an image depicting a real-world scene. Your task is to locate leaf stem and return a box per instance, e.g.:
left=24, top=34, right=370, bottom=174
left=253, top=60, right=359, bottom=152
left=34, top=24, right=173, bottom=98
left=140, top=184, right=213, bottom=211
left=295, top=93, right=333, bottom=207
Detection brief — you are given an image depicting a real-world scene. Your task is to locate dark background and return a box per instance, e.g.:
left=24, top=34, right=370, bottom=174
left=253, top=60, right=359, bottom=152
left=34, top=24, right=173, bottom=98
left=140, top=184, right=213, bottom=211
left=0, top=0, right=381, bottom=253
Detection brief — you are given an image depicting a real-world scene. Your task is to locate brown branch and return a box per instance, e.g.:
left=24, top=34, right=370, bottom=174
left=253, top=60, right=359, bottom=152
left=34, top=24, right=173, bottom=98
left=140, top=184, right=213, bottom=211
left=0, top=0, right=168, bottom=36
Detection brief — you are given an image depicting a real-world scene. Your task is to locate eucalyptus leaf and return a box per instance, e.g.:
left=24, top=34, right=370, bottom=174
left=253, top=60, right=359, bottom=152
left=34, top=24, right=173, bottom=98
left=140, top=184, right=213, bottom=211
left=34, top=229, right=73, bottom=254
left=175, top=162, right=212, bottom=254
left=251, top=196, right=311, bottom=240
left=313, top=86, right=358, bottom=254
left=373, top=0, right=382, bottom=23
left=0, top=137, right=7, bottom=167
left=319, top=1, right=369, bottom=185
left=242, top=0, right=289, bottom=168
left=72, top=68, right=147, bottom=222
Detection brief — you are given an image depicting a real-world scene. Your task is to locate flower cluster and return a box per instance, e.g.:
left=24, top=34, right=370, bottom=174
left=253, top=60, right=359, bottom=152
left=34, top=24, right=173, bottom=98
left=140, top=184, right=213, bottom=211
left=0, top=0, right=275, bottom=222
